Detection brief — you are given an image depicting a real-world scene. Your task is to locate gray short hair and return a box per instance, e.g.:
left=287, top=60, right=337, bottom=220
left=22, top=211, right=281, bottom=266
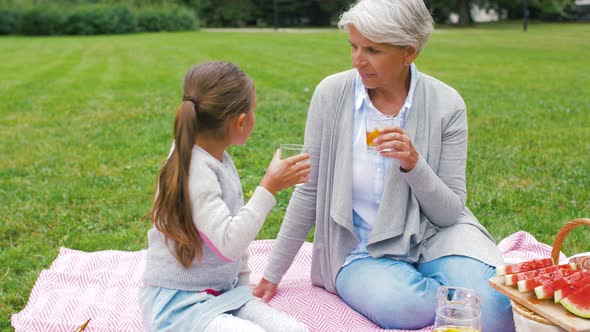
left=338, top=0, right=434, bottom=51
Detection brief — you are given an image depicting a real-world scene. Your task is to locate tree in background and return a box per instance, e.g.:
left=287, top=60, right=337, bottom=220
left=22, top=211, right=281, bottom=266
left=2, top=0, right=580, bottom=29
left=318, top=0, right=355, bottom=24
left=426, top=0, right=578, bottom=25
left=213, top=0, right=577, bottom=27
left=191, top=0, right=355, bottom=27
left=197, top=0, right=256, bottom=27
left=426, top=0, right=470, bottom=25
left=486, top=0, right=577, bottom=21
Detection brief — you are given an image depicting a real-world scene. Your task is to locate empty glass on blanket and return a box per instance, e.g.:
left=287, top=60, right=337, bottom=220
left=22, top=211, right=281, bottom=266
left=433, top=286, right=482, bottom=332
left=365, top=112, right=394, bottom=151
left=279, top=143, right=306, bottom=186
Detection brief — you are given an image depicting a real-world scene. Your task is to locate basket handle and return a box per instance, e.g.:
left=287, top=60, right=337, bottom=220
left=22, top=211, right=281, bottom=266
left=551, top=218, right=590, bottom=265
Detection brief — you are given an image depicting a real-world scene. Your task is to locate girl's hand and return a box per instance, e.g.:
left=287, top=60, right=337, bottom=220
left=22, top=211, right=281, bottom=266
left=253, top=278, right=278, bottom=303
left=373, top=126, right=419, bottom=171
left=260, top=149, right=311, bottom=195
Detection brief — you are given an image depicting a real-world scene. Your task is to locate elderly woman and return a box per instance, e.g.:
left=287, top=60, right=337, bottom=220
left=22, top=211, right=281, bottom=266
left=254, top=0, right=515, bottom=331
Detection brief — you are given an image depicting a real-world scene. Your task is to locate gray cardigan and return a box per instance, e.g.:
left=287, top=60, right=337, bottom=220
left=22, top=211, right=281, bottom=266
left=142, top=147, right=276, bottom=291
left=263, top=69, right=504, bottom=294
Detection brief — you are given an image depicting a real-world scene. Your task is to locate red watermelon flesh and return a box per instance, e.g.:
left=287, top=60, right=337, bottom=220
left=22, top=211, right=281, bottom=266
left=496, top=258, right=553, bottom=276
left=505, top=264, right=574, bottom=286
left=534, top=270, right=590, bottom=300
left=555, top=276, right=590, bottom=303
left=517, top=268, right=577, bottom=292
left=561, top=285, right=590, bottom=318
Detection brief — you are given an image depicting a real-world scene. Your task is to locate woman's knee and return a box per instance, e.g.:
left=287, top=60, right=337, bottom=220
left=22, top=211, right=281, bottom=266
left=420, top=256, right=515, bottom=332
left=336, top=258, right=438, bottom=329
left=341, top=285, right=433, bottom=328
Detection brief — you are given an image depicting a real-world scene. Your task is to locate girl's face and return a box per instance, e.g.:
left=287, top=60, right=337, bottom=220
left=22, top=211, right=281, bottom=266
left=242, top=96, right=256, bottom=141
left=229, top=91, right=256, bottom=145
left=348, top=24, right=416, bottom=90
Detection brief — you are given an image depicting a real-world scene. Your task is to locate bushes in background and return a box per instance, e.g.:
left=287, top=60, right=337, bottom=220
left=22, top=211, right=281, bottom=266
left=18, top=6, right=66, bottom=35
left=0, top=8, right=20, bottom=34
left=0, top=3, right=197, bottom=35
left=136, top=6, right=195, bottom=32
left=63, top=5, right=137, bottom=35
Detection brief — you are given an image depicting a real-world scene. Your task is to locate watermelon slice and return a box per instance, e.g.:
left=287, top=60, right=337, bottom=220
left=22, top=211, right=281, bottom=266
left=505, top=264, right=574, bottom=286
left=496, top=258, right=553, bottom=276
left=517, top=268, right=577, bottom=292
left=534, top=271, right=590, bottom=299
left=561, top=285, right=590, bottom=318
left=555, top=276, right=590, bottom=303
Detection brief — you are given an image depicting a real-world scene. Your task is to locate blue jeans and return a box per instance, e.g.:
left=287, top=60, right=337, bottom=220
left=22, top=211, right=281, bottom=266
left=335, top=255, right=515, bottom=331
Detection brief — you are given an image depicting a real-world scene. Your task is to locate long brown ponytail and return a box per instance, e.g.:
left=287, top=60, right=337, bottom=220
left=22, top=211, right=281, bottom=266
left=149, top=62, right=254, bottom=268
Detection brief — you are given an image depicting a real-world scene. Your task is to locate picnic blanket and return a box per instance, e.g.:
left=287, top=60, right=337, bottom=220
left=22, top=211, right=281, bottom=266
left=11, top=231, right=568, bottom=332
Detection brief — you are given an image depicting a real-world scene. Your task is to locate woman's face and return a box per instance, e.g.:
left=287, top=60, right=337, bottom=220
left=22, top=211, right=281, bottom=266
left=348, top=24, right=416, bottom=90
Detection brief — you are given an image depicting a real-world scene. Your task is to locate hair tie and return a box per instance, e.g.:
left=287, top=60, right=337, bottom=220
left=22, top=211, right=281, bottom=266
left=183, top=95, right=200, bottom=108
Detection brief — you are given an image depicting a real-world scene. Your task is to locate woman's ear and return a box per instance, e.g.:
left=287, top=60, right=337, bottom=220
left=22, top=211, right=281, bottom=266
left=404, top=46, right=419, bottom=65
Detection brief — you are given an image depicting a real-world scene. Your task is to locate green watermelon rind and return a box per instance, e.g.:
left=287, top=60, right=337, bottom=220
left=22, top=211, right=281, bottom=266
left=560, top=285, right=590, bottom=318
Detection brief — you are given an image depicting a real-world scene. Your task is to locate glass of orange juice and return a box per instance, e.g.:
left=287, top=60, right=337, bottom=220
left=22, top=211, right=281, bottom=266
left=365, top=112, right=394, bottom=151
left=433, top=286, right=482, bottom=332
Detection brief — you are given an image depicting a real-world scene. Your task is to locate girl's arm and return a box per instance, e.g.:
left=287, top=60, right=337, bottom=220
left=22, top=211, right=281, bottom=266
left=193, top=176, right=276, bottom=262
left=193, top=152, right=310, bottom=262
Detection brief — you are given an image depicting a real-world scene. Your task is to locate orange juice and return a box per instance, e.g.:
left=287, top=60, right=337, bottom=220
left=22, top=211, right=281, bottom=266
left=366, top=129, right=380, bottom=146
left=433, top=327, right=478, bottom=332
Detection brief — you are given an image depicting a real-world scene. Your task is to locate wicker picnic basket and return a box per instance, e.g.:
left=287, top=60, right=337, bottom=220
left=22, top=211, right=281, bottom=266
left=512, top=300, right=566, bottom=332
left=511, top=218, right=590, bottom=332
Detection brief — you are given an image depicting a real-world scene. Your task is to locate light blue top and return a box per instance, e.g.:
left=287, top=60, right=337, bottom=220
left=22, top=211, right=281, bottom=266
left=346, top=64, right=418, bottom=266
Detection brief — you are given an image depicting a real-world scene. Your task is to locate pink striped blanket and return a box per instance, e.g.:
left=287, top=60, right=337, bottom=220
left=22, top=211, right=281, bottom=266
left=11, top=231, right=567, bottom=332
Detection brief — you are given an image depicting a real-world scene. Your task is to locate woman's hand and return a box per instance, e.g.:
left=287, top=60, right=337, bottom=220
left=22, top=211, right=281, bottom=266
left=374, top=126, right=419, bottom=171
left=253, top=278, right=278, bottom=303
left=260, top=149, right=311, bottom=195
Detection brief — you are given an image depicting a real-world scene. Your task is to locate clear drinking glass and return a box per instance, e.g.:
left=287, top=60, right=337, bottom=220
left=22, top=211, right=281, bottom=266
left=365, top=112, right=394, bottom=151
left=279, top=143, right=306, bottom=186
left=279, top=144, right=304, bottom=159
left=433, top=286, right=482, bottom=332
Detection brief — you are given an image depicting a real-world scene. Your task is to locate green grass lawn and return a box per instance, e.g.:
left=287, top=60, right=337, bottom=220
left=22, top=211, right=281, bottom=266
left=1, top=22, right=589, bottom=330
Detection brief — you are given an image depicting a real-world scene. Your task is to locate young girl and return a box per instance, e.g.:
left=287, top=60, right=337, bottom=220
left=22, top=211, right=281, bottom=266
left=140, top=61, right=310, bottom=332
